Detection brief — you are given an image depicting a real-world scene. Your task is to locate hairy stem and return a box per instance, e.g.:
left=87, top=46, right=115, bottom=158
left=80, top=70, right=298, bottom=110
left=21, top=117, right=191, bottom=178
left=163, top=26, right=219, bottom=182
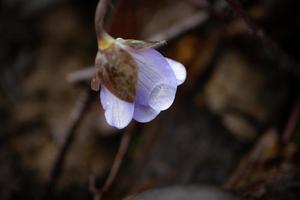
left=95, top=0, right=111, bottom=40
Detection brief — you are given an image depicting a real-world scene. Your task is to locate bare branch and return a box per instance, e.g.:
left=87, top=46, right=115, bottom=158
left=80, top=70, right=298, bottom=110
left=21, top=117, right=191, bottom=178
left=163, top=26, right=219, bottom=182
left=66, top=67, right=95, bottom=83
left=42, top=89, right=92, bottom=200
left=146, top=12, right=208, bottom=41
left=89, top=123, right=136, bottom=200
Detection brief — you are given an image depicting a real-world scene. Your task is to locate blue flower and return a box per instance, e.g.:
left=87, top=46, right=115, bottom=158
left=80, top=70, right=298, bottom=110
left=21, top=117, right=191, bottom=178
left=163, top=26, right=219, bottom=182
left=96, top=37, right=186, bottom=129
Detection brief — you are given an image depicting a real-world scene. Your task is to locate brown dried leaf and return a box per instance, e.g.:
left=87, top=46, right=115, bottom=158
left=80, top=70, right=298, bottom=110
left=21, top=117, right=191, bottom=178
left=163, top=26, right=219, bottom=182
left=90, top=76, right=100, bottom=91
left=94, top=43, right=138, bottom=102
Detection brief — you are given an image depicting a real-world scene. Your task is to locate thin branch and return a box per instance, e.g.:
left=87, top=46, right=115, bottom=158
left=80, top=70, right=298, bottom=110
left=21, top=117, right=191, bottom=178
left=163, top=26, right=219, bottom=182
left=66, top=66, right=95, bottom=84
left=42, top=89, right=92, bottom=200
left=224, top=0, right=300, bottom=77
left=146, top=12, right=208, bottom=41
left=102, top=124, right=135, bottom=192
left=95, top=0, right=111, bottom=39
left=89, top=123, right=136, bottom=200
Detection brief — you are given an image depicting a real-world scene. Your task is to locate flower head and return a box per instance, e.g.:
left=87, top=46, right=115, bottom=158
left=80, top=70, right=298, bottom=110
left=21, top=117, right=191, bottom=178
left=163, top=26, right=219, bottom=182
left=92, top=34, right=186, bottom=129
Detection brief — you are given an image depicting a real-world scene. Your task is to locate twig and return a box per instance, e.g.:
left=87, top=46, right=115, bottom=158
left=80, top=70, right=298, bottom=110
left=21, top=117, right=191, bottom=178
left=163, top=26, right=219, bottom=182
left=282, top=95, right=300, bottom=143
left=146, top=12, right=208, bottom=41
left=224, top=0, right=300, bottom=77
left=42, top=89, right=92, bottom=200
left=89, top=123, right=136, bottom=200
left=66, top=67, right=95, bottom=83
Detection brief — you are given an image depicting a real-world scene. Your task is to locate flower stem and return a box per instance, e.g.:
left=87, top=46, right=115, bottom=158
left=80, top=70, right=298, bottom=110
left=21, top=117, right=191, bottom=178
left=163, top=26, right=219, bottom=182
left=95, top=0, right=111, bottom=40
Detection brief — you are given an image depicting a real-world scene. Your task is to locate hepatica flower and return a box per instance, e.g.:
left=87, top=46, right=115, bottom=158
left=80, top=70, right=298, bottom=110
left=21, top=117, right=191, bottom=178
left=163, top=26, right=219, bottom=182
left=91, top=33, right=186, bottom=129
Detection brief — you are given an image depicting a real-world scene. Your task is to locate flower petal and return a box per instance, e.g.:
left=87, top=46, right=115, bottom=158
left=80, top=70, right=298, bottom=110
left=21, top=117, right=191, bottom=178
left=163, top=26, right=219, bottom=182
left=100, top=86, right=134, bottom=129
left=149, top=84, right=176, bottom=111
left=166, top=58, right=187, bottom=85
left=133, top=104, right=160, bottom=123
left=129, top=49, right=177, bottom=110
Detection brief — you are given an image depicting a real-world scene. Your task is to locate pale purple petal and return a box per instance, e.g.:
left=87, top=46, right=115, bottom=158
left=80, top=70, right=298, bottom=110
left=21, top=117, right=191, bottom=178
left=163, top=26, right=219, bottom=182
left=166, top=58, right=187, bottom=85
left=129, top=49, right=177, bottom=110
left=133, top=104, right=160, bottom=123
left=149, top=84, right=176, bottom=111
left=100, top=86, right=134, bottom=129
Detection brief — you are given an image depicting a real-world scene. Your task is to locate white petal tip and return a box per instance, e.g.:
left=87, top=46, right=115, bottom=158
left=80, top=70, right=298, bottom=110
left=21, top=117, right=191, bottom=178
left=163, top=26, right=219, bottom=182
left=104, top=112, right=131, bottom=129
left=166, top=58, right=187, bottom=85
left=100, top=86, right=134, bottom=129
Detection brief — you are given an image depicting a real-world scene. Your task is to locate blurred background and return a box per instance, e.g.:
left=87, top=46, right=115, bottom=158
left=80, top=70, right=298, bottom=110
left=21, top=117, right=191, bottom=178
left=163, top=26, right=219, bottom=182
left=0, top=0, right=300, bottom=199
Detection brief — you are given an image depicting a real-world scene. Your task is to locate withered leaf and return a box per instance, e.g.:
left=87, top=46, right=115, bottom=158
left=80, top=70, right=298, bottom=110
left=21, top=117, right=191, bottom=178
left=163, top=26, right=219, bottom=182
left=94, top=43, right=138, bottom=102
left=91, top=76, right=100, bottom=91
left=116, top=38, right=166, bottom=51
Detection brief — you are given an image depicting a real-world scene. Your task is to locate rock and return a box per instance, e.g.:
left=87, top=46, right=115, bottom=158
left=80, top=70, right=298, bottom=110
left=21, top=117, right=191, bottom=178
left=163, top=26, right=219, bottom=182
left=204, top=51, right=289, bottom=139
left=205, top=51, right=267, bottom=121
left=222, top=113, right=257, bottom=141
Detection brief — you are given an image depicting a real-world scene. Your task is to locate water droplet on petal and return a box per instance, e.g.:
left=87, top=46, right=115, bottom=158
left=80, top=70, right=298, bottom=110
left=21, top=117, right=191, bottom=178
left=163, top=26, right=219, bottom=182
left=149, top=84, right=176, bottom=111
